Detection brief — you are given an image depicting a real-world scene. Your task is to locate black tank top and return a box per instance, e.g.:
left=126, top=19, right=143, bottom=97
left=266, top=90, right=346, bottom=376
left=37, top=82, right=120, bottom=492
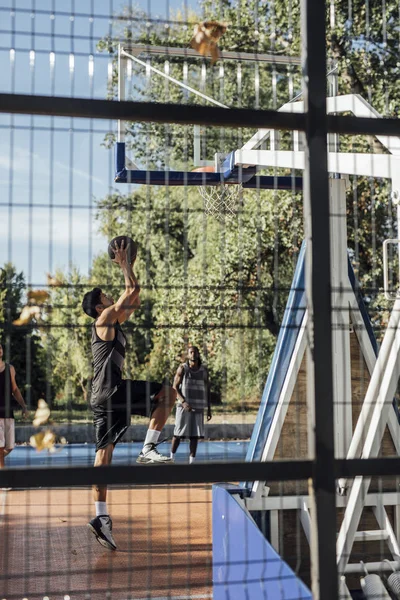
left=91, top=321, right=126, bottom=405
left=0, top=364, right=14, bottom=418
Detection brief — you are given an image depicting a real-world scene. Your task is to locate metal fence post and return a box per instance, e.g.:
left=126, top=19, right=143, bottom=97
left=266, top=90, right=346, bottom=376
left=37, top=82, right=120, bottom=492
left=301, top=0, right=339, bottom=598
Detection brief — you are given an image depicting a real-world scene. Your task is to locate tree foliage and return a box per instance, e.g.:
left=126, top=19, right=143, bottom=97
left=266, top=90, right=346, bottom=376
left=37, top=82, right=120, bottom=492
left=88, top=0, right=400, bottom=404
left=4, top=1, right=397, bottom=409
left=46, top=268, right=93, bottom=407
left=0, top=264, right=47, bottom=407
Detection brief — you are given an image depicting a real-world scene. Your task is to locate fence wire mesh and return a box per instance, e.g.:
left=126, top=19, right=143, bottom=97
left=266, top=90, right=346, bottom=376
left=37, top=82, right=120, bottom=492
left=1, top=1, right=400, bottom=599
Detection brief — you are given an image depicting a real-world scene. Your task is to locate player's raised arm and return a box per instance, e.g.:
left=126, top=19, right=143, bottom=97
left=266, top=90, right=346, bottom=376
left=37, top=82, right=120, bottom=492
left=99, top=239, right=141, bottom=326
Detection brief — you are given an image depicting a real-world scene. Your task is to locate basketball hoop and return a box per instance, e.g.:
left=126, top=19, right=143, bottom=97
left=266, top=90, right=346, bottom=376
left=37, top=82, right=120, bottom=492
left=193, top=167, right=242, bottom=221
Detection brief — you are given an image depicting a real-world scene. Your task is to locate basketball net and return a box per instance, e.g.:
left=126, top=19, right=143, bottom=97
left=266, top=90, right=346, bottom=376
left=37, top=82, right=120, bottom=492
left=198, top=183, right=242, bottom=221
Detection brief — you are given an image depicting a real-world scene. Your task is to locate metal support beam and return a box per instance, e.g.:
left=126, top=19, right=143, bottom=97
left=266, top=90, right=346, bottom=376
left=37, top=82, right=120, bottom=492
left=330, top=179, right=352, bottom=457
left=336, top=294, right=400, bottom=573
left=269, top=510, right=280, bottom=553
left=299, top=500, right=312, bottom=544
left=373, top=502, right=400, bottom=559
left=117, top=45, right=126, bottom=143
left=301, top=0, right=338, bottom=597
left=125, top=44, right=302, bottom=66
left=233, top=150, right=400, bottom=181
left=250, top=311, right=308, bottom=501
left=246, top=491, right=400, bottom=512
left=241, top=94, right=400, bottom=156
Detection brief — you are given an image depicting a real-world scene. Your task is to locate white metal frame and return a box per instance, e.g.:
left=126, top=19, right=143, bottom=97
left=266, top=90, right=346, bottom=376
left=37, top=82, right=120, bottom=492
left=125, top=44, right=302, bottom=66
left=241, top=94, right=400, bottom=157
left=237, top=94, right=400, bottom=577
left=336, top=295, right=400, bottom=572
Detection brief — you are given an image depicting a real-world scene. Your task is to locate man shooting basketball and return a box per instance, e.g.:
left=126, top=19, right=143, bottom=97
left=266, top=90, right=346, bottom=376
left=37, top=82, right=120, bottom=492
left=82, top=239, right=176, bottom=550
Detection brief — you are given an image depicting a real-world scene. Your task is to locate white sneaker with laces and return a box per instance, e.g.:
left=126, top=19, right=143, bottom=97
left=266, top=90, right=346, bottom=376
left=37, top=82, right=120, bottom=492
left=87, top=515, right=117, bottom=551
left=137, top=443, right=172, bottom=464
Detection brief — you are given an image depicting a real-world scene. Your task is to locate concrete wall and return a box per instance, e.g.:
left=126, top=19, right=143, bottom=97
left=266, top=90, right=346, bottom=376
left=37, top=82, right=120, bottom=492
left=16, top=423, right=254, bottom=444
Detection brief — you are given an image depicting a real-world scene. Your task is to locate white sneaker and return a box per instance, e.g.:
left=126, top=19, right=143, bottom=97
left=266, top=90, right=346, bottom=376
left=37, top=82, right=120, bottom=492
left=87, top=515, right=117, bottom=551
left=137, top=443, right=172, bottom=464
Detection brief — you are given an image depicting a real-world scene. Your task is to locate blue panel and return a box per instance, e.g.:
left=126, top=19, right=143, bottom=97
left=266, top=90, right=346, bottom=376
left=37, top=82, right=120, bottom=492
left=114, top=143, right=303, bottom=189
left=115, top=170, right=303, bottom=189
left=222, top=150, right=257, bottom=182
left=213, top=484, right=312, bottom=600
left=348, top=258, right=377, bottom=355
left=115, top=142, right=126, bottom=181
left=243, top=241, right=306, bottom=475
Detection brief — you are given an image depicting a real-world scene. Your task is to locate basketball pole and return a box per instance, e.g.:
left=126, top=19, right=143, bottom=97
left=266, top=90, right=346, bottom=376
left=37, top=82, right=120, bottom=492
left=301, top=0, right=339, bottom=597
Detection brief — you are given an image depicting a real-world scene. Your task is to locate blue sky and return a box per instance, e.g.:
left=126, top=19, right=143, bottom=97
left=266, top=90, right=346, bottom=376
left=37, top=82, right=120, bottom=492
left=0, top=0, right=200, bottom=286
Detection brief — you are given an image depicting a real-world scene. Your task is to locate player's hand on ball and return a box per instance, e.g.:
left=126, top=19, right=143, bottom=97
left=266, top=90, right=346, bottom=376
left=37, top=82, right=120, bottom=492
left=112, top=239, right=131, bottom=268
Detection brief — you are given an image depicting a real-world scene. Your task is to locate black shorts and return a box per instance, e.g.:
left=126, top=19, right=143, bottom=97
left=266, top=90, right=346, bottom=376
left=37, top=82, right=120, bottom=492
left=91, top=379, right=163, bottom=451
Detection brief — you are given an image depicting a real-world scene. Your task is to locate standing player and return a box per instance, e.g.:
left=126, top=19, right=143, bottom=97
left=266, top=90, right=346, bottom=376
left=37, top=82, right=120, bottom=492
left=0, top=342, right=29, bottom=470
left=170, top=346, right=212, bottom=463
left=82, top=240, right=176, bottom=551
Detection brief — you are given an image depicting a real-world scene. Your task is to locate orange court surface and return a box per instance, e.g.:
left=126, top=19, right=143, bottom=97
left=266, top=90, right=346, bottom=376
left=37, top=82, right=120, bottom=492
left=0, top=485, right=212, bottom=600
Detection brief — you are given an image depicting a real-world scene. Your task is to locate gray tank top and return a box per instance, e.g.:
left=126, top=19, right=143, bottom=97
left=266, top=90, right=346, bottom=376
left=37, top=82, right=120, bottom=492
left=181, top=363, right=208, bottom=410
left=91, top=321, right=126, bottom=404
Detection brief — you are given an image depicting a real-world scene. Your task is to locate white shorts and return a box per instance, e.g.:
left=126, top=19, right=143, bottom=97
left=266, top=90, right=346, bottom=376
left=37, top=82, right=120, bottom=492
left=0, top=418, right=15, bottom=450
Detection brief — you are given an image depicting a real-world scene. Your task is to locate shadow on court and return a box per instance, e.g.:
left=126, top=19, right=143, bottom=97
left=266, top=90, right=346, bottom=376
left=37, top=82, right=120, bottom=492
left=0, top=486, right=212, bottom=600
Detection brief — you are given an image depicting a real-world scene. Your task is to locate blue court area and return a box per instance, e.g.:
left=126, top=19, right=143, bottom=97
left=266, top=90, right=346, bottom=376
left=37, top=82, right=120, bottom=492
left=7, top=441, right=249, bottom=468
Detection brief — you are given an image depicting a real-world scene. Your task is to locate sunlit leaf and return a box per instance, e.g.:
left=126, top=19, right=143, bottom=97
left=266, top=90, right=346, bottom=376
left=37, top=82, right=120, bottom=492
left=30, top=429, right=56, bottom=452
left=32, top=399, right=51, bottom=427
left=190, top=21, right=227, bottom=64
left=13, top=305, right=41, bottom=326
left=27, top=290, right=50, bottom=305
left=47, top=273, right=63, bottom=287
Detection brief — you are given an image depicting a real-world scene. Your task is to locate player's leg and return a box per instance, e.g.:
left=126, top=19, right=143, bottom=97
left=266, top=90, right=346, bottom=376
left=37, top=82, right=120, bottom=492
left=88, top=443, right=117, bottom=551
left=4, top=418, right=15, bottom=461
left=189, top=410, right=204, bottom=464
left=93, top=443, right=114, bottom=503
left=170, top=435, right=181, bottom=462
left=0, top=420, right=16, bottom=490
left=88, top=399, right=127, bottom=551
left=150, top=385, right=177, bottom=429
left=189, top=437, right=199, bottom=463
left=135, top=383, right=177, bottom=464
left=0, top=419, right=5, bottom=469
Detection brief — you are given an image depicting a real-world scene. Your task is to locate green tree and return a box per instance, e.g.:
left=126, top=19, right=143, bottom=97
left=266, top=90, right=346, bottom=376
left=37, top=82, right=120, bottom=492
left=46, top=268, right=93, bottom=407
left=0, top=264, right=47, bottom=407
left=93, top=180, right=301, bottom=402
left=92, top=0, right=397, bottom=406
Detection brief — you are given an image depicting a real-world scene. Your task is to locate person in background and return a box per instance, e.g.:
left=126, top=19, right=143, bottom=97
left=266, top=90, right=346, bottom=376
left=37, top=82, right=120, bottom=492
left=0, top=342, right=29, bottom=471
left=170, top=345, right=212, bottom=463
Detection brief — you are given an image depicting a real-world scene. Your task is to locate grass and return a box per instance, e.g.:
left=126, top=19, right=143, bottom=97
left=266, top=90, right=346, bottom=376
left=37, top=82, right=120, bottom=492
left=14, top=404, right=259, bottom=425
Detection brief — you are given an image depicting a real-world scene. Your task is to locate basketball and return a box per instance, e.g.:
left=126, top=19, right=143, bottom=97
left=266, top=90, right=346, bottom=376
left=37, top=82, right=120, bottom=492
left=108, top=235, right=138, bottom=264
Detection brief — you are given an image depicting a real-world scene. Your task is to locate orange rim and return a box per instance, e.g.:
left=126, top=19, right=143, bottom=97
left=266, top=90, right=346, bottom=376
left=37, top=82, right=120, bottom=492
left=191, top=166, right=216, bottom=173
